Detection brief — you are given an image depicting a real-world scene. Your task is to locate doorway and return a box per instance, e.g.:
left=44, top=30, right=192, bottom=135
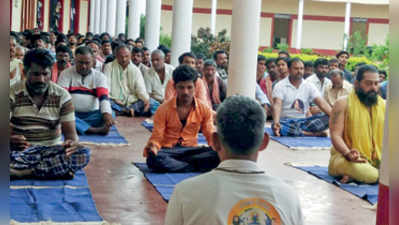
left=273, top=14, right=291, bottom=48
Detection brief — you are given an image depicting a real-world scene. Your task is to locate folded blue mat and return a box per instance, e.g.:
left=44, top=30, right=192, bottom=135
left=141, top=121, right=207, bottom=145
left=10, top=187, right=103, bottom=223
left=265, top=127, right=331, bottom=149
left=294, top=165, right=378, bottom=204
left=134, top=162, right=200, bottom=201
left=10, top=170, right=88, bottom=188
left=78, top=125, right=128, bottom=144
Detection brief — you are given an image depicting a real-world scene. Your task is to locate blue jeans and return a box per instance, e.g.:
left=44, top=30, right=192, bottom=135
left=111, top=98, right=160, bottom=116
left=146, top=146, right=220, bottom=173
left=75, top=110, right=115, bottom=135
left=272, top=114, right=329, bottom=136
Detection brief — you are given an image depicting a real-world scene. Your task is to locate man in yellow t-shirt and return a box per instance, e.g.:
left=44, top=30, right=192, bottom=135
left=328, top=65, right=385, bottom=184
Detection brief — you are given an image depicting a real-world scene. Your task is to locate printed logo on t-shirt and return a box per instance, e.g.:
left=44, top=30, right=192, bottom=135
left=227, top=198, right=282, bottom=225
left=291, top=99, right=304, bottom=113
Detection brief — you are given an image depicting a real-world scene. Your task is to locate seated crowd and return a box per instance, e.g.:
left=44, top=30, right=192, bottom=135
left=9, top=29, right=387, bottom=223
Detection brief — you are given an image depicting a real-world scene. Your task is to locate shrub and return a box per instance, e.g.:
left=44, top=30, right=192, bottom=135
left=191, top=27, right=231, bottom=59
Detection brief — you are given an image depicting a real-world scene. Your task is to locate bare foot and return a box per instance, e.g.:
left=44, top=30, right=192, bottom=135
left=129, top=108, right=135, bottom=117
left=303, top=131, right=328, bottom=137
left=87, top=126, right=110, bottom=135
left=339, top=175, right=353, bottom=183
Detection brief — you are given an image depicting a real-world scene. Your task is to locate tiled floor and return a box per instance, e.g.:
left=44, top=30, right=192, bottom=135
left=85, top=117, right=376, bottom=225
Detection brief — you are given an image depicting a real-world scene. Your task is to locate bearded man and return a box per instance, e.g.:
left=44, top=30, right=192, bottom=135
left=328, top=65, right=385, bottom=184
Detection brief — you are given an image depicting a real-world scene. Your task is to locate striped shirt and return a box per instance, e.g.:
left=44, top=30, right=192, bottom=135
left=10, top=80, right=75, bottom=146
left=57, top=66, right=112, bottom=115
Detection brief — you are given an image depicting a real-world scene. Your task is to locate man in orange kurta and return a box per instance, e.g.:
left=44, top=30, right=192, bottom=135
left=143, top=65, right=220, bottom=172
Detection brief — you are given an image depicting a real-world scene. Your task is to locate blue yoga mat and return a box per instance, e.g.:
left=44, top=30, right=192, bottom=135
left=10, top=170, right=88, bottom=188
left=78, top=125, right=128, bottom=144
left=141, top=121, right=207, bottom=145
left=10, top=187, right=103, bottom=223
left=265, top=127, right=331, bottom=149
left=294, top=165, right=378, bottom=204
left=134, top=162, right=200, bottom=201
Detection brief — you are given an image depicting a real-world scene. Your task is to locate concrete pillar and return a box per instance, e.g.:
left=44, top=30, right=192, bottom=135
left=128, top=0, right=141, bottom=40
left=343, top=1, right=351, bottom=50
left=227, top=0, right=261, bottom=98
left=116, top=0, right=127, bottom=36
left=89, top=0, right=96, bottom=32
left=106, top=0, right=117, bottom=37
left=144, top=0, right=161, bottom=51
left=210, top=0, right=217, bottom=35
left=99, top=0, right=107, bottom=33
left=295, top=0, right=304, bottom=50
left=170, top=0, right=194, bottom=67
left=94, top=0, right=101, bottom=34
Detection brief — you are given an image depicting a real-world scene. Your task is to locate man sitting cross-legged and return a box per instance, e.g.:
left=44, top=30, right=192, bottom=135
left=58, top=46, right=114, bottom=135
left=272, top=58, right=332, bottom=137
left=104, top=45, right=156, bottom=117
left=165, top=96, right=303, bottom=225
left=143, top=65, right=220, bottom=172
left=10, top=49, right=89, bottom=179
left=328, top=65, right=384, bottom=184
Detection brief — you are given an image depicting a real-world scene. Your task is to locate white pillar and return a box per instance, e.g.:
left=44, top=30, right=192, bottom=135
left=128, top=0, right=141, bottom=40
left=227, top=0, right=261, bottom=98
left=170, top=0, right=194, bottom=67
left=343, top=1, right=351, bottom=50
left=99, top=0, right=107, bottom=33
left=295, top=0, right=304, bottom=50
left=145, top=0, right=161, bottom=51
left=89, top=0, right=96, bottom=32
left=94, top=0, right=101, bottom=34
left=106, top=0, right=117, bottom=37
left=210, top=0, right=217, bottom=35
left=116, top=0, right=127, bottom=36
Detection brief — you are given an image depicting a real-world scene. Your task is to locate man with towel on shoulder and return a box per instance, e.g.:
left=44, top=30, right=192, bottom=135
left=328, top=65, right=385, bottom=184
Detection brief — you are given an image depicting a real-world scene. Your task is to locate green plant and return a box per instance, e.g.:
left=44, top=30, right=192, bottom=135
left=300, top=48, right=313, bottom=55
left=276, top=43, right=289, bottom=52
left=262, top=48, right=274, bottom=53
left=191, top=27, right=231, bottom=58
left=347, top=31, right=369, bottom=57
left=139, top=15, right=145, bottom=39
left=159, top=33, right=172, bottom=48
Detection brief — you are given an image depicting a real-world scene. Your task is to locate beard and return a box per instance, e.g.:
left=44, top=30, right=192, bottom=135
left=27, top=81, right=49, bottom=96
left=355, top=87, right=378, bottom=107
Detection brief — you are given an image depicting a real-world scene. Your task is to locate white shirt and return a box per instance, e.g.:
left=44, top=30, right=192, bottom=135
left=165, top=159, right=303, bottom=225
left=94, top=59, right=103, bottom=72
left=143, top=64, right=175, bottom=102
left=305, top=74, right=332, bottom=95
left=57, top=66, right=112, bottom=114
left=272, top=77, right=321, bottom=119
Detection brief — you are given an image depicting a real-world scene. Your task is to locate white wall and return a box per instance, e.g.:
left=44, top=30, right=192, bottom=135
left=291, top=19, right=344, bottom=50
left=259, top=17, right=272, bottom=47
left=368, top=23, right=389, bottom=45
left=11, top=0, right=22, bottom=31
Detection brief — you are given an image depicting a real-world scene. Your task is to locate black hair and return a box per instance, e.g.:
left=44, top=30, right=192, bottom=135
left=172, top=65, right=198, bottom=84
left=213, top=50, right=227, bottom=60
left=257, top=55, right=267, bottom=62
left=379, top=70, right=387, bottom=77
left=158, top=45, right=170, bottom=54
left=304, top=61, right=313, bottom=68
left=278, top=50, right=290, bottom=58
left=178, top=52, right=196, bottom=64
left=328, top=58, right=339, bottom=65
left=86, top=40, right=101, bottom=48
left=55, top=45, right=72, bottom=58
left=356, top=64, right=378, bottom=82
left=86, top=32, right=94, bottom=37
left=142, top=47, right=149, bottom=51
left=287, top=57, right=304, bottom=68
left=265, top=58, right=276, bottom=68
left=132, top=47, right=144, bottom=55
left=196, top=53, right=205, bottom=60
left=313, top=58, right=329, bottom=68
left=276, top=57, right=289, bottom=65
left=336, top=50, right=350, bottom=59
left=216, top=95, right=266, bottom=155
left=75, top=46, right=93, bottom=56
left=23, top=48, right=55, bottom=71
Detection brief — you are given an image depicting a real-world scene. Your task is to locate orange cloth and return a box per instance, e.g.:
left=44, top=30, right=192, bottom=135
left=51, top=63, right=71, bottom=83
left=164, top=79, right=212, bottom=108
left=148, top=96, right=215, bottom=150
left=202, top=76, right=221, bottom=105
